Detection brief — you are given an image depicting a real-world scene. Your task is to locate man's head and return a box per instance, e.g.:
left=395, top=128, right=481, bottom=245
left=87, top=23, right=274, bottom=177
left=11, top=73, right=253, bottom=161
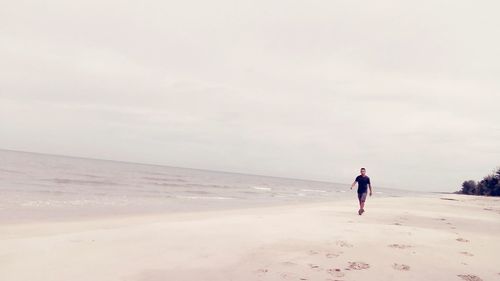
left=360, top=168, right=366, bottom=176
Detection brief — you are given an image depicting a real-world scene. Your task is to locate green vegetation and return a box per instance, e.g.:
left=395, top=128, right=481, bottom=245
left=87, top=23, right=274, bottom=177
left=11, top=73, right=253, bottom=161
left=459, top=167, right=500, bottom=196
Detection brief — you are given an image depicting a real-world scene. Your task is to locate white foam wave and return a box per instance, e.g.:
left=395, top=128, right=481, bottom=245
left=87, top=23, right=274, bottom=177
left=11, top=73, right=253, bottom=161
left=176, top=196, right=233, bottom=200
left=252, top=186, right=272, bottom=191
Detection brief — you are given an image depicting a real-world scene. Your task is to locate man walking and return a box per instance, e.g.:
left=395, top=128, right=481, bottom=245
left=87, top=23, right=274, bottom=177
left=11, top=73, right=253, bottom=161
left=350, top=168, right=372, bottom=215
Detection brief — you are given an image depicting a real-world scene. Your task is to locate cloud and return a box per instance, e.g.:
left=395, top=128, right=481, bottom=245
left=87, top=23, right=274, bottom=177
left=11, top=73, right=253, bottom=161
left=1, top=0, right=499, bottom=191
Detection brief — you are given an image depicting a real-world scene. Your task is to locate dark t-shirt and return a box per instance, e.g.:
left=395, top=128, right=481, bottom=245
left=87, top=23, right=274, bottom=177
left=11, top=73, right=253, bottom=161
left=355, top=175, right=371, bottom=194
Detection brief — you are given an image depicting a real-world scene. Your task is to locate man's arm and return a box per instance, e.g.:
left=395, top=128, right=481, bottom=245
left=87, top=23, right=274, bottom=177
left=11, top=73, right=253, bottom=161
left=350, top=181, right=357, bottom=190
left=369, top=183, right=373, bottom=196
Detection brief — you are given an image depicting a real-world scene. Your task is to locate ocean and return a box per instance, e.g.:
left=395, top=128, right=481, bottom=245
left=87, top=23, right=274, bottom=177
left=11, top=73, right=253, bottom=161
left=0, top=149, right=414, bottom=222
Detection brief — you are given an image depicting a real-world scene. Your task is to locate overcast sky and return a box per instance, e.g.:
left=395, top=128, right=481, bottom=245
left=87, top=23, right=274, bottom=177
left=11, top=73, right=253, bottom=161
left=1, top=0, right=499, bottom=191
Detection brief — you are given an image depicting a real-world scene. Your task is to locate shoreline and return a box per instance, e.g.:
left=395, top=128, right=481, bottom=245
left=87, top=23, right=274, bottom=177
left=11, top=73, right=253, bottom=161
left=0, top=195, right=352, bottom=225
left=0, top=190, right=422, bottom=225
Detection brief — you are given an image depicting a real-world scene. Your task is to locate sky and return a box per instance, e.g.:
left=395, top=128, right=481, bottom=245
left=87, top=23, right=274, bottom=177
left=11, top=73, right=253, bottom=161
left=1, top=0, right=499, bottom=192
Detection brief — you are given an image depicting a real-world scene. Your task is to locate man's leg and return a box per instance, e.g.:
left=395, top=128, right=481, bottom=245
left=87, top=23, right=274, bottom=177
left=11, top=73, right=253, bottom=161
left=358, top=192, right=367, bottom=215
left=357, top=193, right=363, bottom=214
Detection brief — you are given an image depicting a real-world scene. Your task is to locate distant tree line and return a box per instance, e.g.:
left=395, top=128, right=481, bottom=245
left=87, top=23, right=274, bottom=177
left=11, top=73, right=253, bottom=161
left=459, top=167, right=500, bottom=196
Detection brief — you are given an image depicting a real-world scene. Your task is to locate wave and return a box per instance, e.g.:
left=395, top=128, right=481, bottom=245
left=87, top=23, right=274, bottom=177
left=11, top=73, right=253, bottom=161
left=252, top=186, right=272, bottom=191
left=176, top=196, right=234, bottom=200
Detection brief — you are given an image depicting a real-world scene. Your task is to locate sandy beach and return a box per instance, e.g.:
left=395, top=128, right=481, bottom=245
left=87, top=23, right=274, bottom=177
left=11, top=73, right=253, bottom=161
left=1, top=194, right=499, bottom=281
left=3, top=0, right=500, bottom=279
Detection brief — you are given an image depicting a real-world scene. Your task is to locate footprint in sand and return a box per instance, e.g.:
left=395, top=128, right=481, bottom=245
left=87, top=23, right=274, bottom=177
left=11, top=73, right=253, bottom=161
left=326, top=268, right=345, bottom=278
left=309, top=250, right=320, bottom=255
left=388, top=244, right=412, bottom=249
left=325, top=251, right=342, bottom=258
left=336, top=241, right=353, bottom=248
left=346, top=262, right=370, bottom=270
left=393, top=222, right=403, bottom=226
left=456, top=238, right=470, bottom=243
left=457, top=274, right=483, bottom=281
left=460, top=251, right=474, bottom=257
left=308, top=264, right=323, bottom=271
left=392, top=263, right=410, bottom=271
left=280, top=272, right=300, bottom=280
left=255, top=268, right=269, bottom=276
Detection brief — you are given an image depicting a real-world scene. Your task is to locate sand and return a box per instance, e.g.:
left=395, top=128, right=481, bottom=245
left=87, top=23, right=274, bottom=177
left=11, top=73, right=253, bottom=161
left=1, top=194, right=499, bottom=281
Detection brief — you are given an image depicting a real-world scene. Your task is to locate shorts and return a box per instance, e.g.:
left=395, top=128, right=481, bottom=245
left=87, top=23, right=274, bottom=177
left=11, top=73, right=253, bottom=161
left=357, top=192, right=367, bottom=202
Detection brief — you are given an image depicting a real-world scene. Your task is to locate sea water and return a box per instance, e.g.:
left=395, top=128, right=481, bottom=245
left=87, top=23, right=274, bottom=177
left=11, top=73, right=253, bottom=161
left=0, top=149, right=414, bottom=222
